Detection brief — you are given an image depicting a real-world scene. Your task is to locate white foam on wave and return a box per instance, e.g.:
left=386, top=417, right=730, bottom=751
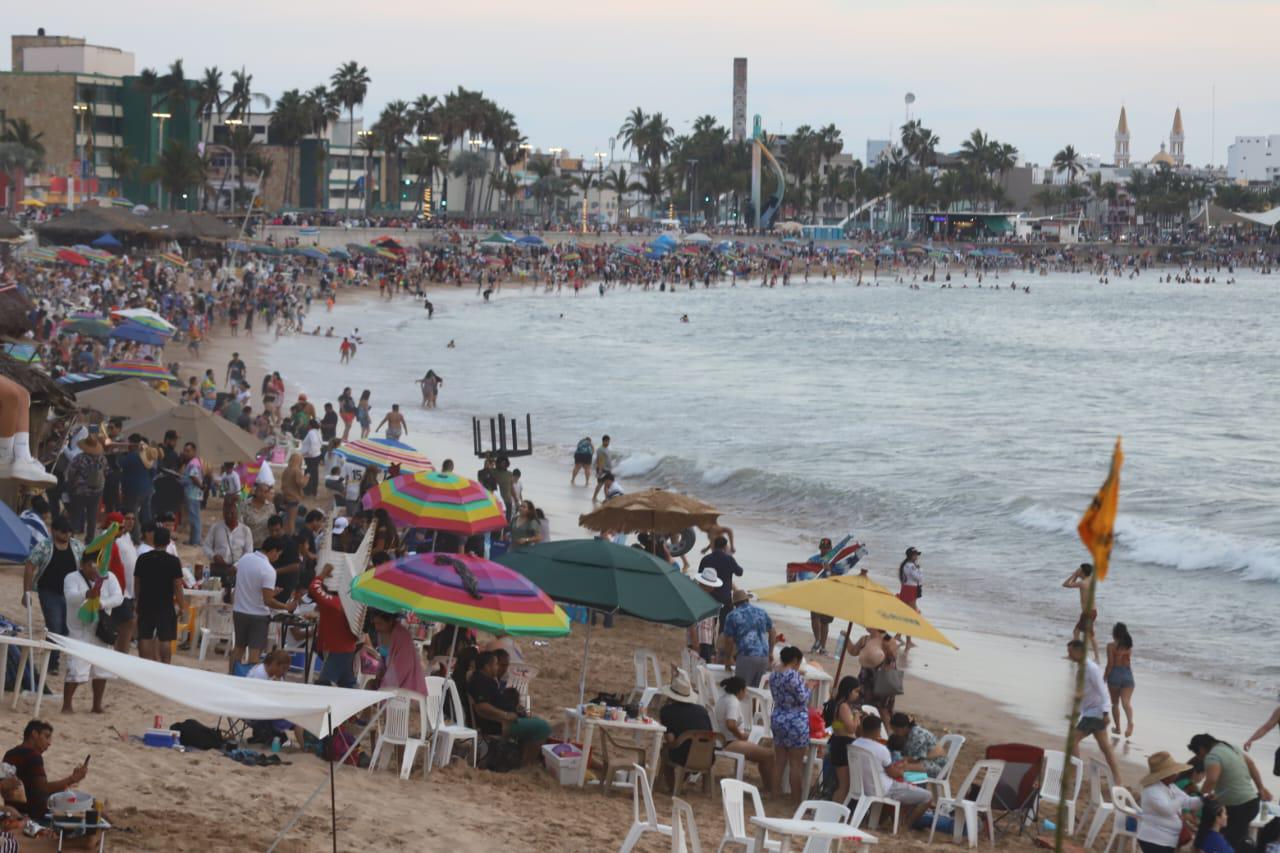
left=612, top=452, right=662, bottom=478
left=1014, top=504, right=1280, bottom=582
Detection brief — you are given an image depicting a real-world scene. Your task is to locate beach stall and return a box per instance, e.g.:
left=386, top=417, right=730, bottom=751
left=124, top=404, right=266, bottom=469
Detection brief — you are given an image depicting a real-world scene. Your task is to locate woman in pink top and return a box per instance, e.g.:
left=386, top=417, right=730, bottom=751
left=370, top=611, right=427, bottom=697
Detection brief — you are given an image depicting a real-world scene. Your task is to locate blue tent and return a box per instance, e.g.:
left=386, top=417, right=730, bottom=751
left=91, top=233, right=123, bottom=250
left=0, top=501, right=34, bottom=563
left=515, top=235, right=545, bottom=247
left=652, top=234, right=678, bottom=249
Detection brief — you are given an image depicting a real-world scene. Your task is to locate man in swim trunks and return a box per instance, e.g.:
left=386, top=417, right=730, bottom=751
left=1063, top=562, right=1100, bottom=660
left=376, top=404, right=408, bottom=442
left=590, top=435, right=613, bottom=501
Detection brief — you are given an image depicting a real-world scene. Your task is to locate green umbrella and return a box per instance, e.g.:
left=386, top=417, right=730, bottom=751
left=496, top=538, right=720, bottom=708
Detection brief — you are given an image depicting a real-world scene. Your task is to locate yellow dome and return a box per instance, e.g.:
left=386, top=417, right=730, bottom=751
left=1150, top=150, right=1175, bottom=166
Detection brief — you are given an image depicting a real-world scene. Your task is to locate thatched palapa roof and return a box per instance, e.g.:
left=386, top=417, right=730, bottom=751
left=0, top=220, right=23, bottom=241
left=35, top=208, right=236, bottom=243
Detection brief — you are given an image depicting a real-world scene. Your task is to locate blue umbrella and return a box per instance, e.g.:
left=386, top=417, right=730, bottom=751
left=0, top=501, right=34, bottom=563
left=110, top=320, right=170, bottom=346
left=91, top=233, right=123, bottom=250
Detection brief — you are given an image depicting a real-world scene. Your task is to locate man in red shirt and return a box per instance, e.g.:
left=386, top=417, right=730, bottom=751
left=308, top=564, right=359, bottom=688
left=2, top=720, right=87, bottom=821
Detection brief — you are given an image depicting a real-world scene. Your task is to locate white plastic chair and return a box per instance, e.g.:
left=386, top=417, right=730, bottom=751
left=631, top=649, right=664, bottom=711
left=1102, top=787, right=1140, bottom=853
left=620, top=764, right=673, bottom=853
left=1081, top=758, right=1118, bottom=848
left=198, top=605, right=235, bottom=661
left=672, top=797, right=704, bottom=853
left=746, top=688, right=772, bottom=733
left=792, top=801, right=852, bottom=853
left=717, top=778, right=780, bottom=853
left=925, top=734, right=967, bottom=803
left=929, top=758, right=1004, bottom=848
left=424, top=676, right=477, bottom=769
left=504, top=663, right=538, bottom=714
left=367, top=690, right=431, bottom=780
left=1040, top=749, right=1085, bottom=836
left=846, top=746, right=901, bottom=835
left=716, top=728, right=769, bottom=783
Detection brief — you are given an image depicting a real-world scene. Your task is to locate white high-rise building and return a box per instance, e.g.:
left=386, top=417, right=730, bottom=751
left=1227, top=135, right=1280, bottom=182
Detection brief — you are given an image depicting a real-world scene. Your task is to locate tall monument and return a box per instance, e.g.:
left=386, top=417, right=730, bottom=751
left=1169, top=107, right=1185, bottom=167
left=1114, top=106, right=1131, bottom=167
left=732, top=58, right=748, bottom=143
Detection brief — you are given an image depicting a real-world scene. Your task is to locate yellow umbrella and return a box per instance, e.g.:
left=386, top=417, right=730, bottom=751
left=752, top=572, right=957, bottom=649
left=18, top=199, right=45, bottom=208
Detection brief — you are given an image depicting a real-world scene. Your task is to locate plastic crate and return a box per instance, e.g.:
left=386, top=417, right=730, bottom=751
left=541, top=743, right=584, bottom=785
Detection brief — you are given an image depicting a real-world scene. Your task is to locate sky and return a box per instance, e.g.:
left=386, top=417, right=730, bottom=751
left=10, top=1, right=1280, bottom=168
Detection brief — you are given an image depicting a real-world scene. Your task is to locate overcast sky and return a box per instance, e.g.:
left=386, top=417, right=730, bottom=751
left=10, top=1, right=1279, bottom=168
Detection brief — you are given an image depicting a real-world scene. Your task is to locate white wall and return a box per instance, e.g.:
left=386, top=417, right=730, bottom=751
left=1227, top=135, right=1280, bottom=182
left=22, top=45, right=135, bottom=77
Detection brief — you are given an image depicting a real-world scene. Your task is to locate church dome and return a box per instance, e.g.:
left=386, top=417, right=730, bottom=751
left=1150, top=143, right=1175, bottom=166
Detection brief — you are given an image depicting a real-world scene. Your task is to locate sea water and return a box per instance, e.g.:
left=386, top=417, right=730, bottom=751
left=273, top=269, right=1280, bottom=700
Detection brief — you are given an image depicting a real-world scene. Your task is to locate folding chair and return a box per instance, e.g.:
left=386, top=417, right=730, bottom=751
left=984, top=743, right=1044, bottom=839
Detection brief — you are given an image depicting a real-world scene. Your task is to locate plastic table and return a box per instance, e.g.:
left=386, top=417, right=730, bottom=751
left=562, top=707, right=665, bottom=788
left=750, top=816, right=877, bottom=853
left=0, top=635, right=56, bottom=717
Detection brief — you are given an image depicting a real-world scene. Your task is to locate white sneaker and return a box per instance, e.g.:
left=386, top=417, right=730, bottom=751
left=0, top=457, right=58, bottom=488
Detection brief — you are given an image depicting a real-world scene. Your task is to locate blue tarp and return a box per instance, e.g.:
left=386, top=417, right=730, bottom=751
left=91, top=233, right=122, bottom=250
left=516, top=235, right=545, bottom=246
left=0, top=501, right=34, bottom=563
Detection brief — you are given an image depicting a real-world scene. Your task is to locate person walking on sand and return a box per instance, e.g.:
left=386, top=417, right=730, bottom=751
left=1067, top=639, right=1121, bottom=783
left=376, top=404, right=408, bottom=441
left=1063, top=563, right=1101, bottom=660
left=570, top=436, right=594, bottom=486
left=897, top=547, right=923, bottom=650
left=1104, top=622, right=1136, bottom=738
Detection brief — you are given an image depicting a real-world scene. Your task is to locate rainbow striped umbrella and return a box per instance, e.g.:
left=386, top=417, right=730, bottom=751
left=158, top=252, right=188, bottom=269
left=335, top=438, right=433, bottom=473
left=111, top=308, right=176, bottom=334
left=350, top=553, right=569, bottom=637
left=100, top=360, right=178, bottom=381
left=362, top=471, right=506, bottom=534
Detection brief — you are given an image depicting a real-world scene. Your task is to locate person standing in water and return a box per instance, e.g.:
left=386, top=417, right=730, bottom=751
left=897, top=547, right=923, bottom=650
left=417, top=371, right=443, bottom=409
left=1104, top=622, right=1136, bottom=738
left=1063, top=563, right=1101, bottom=660
left=376, top=404, right=408, bottom=442
left=590, top=435, right=613, bottom=501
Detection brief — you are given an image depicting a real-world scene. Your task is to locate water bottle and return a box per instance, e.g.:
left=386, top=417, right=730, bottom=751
left=271, top=737, right=281, bottom=754
left=1042, top=819, right=1056, bottom=832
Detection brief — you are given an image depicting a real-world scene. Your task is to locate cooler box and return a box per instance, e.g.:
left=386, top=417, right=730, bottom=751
left=541, top=743, right=583, bottom=785
left=144, top=728, right=180, bottom=748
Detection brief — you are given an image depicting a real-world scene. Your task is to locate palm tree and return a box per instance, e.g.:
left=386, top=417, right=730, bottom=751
left=643, top=113, right=674, bottom=170
left=330, top=61, right=371, bottom=213
left=2, top=118, right=45, bottom=160
left=104, top=148, right=138, bottom=198
left=618, top=107, right=648, bottom=159
left=144, top=140, right=206, bottom=210
left=410, top=95, right=438, bottom=138
left=405, top=137, right=445, bottom=217
left=226, top=67, right=271, bottom=122
left=449, top=150, right=488, bottom=217
left=1053, top=145, right=1083, bottom=185
left=374, top=100, right=412, bottom=212
left=226, top=125, right=260, bottom=211
left=157, top=60, right=189, bottom=114
left=272, top=89, right=309, bottom=208
left=603, top=166, right=642, bottom=224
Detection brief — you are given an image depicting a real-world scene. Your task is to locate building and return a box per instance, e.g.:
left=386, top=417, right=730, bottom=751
left=0, top=32, right=198, bottom=209
left=732, top=58, right=747, bottom=142
left=866, top=139, right=890, bottom=165
left=1226, top=135, right=1280, bottom=183
left=1113, top=107, right=1130, bottom=167
left=1170, top=107, right=1185, bottom=167
left=1111, top=105, right=1188, bottom=169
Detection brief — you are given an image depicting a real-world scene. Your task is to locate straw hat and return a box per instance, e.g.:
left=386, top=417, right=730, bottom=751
left=731, top=587, right=751, bottom=605
left=661, top=668, right=698, bottom=703
left=1141, top=751, right=1192, bottom=787
left=694, top=568, right=723, bottom=589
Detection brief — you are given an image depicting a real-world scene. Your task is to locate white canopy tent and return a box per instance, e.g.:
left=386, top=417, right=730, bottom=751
left=48, top=634, right=390, bottom=736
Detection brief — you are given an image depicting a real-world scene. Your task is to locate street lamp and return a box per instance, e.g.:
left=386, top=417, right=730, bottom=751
left=224, top=118, right=243, bottom=212
left=357, top=129, right=375, bottom=213
left=151, top=111, right=171, bottom=209
left=72, top=103, right=89, bottom=210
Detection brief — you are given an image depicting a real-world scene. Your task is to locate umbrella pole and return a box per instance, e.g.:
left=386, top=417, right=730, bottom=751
left=328, top=710, right=337, bottom=853
left=574, top=617, right=593, bottom=741
left=832, top=621, right=854, bottom=685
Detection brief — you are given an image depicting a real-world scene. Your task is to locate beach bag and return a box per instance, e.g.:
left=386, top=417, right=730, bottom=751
left=85, top=459, right=106, bottom=493
left=872, top=668, right=905, bottom=698
left=482, top=738, right=522, bottom=773
left=94, top=613, right=118, bottom=646
left=172, top=719, right=224, bottom=751
left=575, top=439, right=592, bottom=457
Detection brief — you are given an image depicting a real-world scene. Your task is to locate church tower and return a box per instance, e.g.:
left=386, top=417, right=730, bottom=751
left=1114, top=106, right=1131, bottom=167
left=1170, top=107, right=1185, bottom=167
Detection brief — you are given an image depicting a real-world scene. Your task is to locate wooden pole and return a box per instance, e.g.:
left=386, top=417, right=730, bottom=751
left=1054, top=571, right=1097, bottom=852
left=832, top=620, right=855, bottom=685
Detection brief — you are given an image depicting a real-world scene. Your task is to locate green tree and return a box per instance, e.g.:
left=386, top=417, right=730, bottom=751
left=105, top=147, right=138, bottom=197
left=373, top=99, right=412, bottom=212
left=603, top=165, right=643, bottom=224
left=271, top=89, right=310, bottom=208
left=1053, top=145, right=1083, bottom=185
left=144, top=140, right=206, bottom=210
left=449, top=150, right=488, bottom=216
left=330, top=60, right=371, bottom=213
left=405, top=137, right=445, bottom=217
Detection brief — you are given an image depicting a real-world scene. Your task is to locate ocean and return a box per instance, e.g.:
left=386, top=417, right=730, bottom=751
left=273, top=268, right=1280, bottom=701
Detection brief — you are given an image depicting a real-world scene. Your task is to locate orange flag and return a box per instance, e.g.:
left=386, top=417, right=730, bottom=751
left=1077, top=438, right=1124, bottom=581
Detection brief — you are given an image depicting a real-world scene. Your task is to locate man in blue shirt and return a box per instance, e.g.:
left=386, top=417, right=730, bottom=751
left=722, top=588, right=775, bottom=688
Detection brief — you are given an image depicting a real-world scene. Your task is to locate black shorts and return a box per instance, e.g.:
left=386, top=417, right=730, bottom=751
left=111, top=598, right=136, bottom=624
left=573, top=453, right=591, bottom=465
left=136, top=607, right=178, bottom=642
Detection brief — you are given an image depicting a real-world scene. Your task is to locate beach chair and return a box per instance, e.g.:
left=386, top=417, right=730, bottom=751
left=717, top=779, right=780, bottom=853
left=672, top=797, right=704, bottom=853
left=929, top=758, right=1004, bottom=848
left=1101, top=787, right=1140, bottom=853
left=504, top=663, right=538, bottom=715
left=424, top=676, right=478, bottom=770
left=619, top=764, right=673, bottom=853
left=926, top=734, right=967, bottom=803
left=984, top=743, right=1043, bottom=838
left=746, top=688, right=772, bottom=733
left=1040, top=749, right=1085, bottom=836
left=669, top=731, right=720, bottom=798
left=368, top=690, right=431, bottom=780
left=600, top=729, right=648, bottom=794
left=199, top=605, right=235, bottom=661
left=630, top=649, right=664, bottom=711
left=793, top=801, right=852, bottom=853
left=1081, top=758, right=1118, bottom=848
left=845, top=745, right=901, bottom=835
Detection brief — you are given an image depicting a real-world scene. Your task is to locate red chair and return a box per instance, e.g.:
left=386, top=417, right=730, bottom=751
left=983, top=743, right=1044, bottom=839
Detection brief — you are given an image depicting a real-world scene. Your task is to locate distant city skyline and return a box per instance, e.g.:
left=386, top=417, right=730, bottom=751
left=8, top=1, right=1279, bottom=168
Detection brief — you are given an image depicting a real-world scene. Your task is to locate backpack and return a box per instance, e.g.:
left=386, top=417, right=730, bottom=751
left=481, top=738, right=522, bottom=773
left=171, top=719, right=225, bottom=751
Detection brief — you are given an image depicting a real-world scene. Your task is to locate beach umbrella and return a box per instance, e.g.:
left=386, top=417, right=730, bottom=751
left=351, top=552, right=569, bottom=638
left=1, top=343, right=40, bottom=364
left=683, top=232, right=712, bottom=245
left=334, top=437, right=433, bottom=473
left=299, top=247, right=329, bottom=261
left=157, top=252, right=188, bottom=269
left=0, top=500, right=35, bottom=563
left=74, top=378, right=175, bottom=419
left=515, top=235, right=544, bottom=247
left=18, top=199, right=45, bottom=208
left=578, top=488, right=719, bottom=536
left=110, top=308, right=177, bottom=334
left=496, top=538, right=720, bottom=707
left=109, top=321, right=170, bottom=346
left=60, top=317, right=114, bottom=339
left=328, top=248, right=351, bottom=260
left=124, top=404, right=265, bottom=469
left=100, top=360, right=178, bottom=381
left=110, top=197, right=134, bottom=208
left=360, top=471, right=506, bottom=534
left=753, top=572, right=956, bottom=681
left=56, top=248, right=90, bottom=267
